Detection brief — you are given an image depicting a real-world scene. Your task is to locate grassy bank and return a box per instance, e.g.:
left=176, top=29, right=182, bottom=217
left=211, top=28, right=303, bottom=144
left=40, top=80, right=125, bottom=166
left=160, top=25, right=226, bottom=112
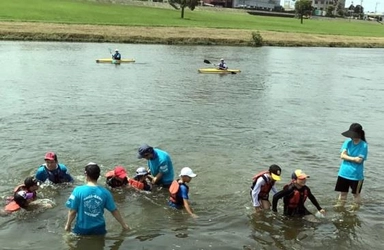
left=0, top=0, right=384, bottom=47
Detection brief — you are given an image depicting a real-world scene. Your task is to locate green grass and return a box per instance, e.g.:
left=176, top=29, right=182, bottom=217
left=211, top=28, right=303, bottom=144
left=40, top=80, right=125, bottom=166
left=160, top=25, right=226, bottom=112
left=0, top=0, right=383, bottom=37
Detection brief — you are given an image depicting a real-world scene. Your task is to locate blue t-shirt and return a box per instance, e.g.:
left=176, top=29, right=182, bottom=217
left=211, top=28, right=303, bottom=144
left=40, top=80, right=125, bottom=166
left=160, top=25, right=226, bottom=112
left=148, top=149, right=174, bottom=185
left=65, top=185, right=117, bottom=235
left=338, top=139, right=368, bottom=181
left=35, top=163, right=73, bottom=183
left=169, top=184, right=189, bottom=209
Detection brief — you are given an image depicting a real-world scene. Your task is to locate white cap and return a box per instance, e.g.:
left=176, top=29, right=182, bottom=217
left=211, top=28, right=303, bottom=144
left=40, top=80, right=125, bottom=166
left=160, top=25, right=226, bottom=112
left=220, top=58, right=224, bottom=61
left=179, top=167, right=197, bottom=178
left=135, top=167, right=149, bottom=176
left=115, top=49, right=118, bottom=52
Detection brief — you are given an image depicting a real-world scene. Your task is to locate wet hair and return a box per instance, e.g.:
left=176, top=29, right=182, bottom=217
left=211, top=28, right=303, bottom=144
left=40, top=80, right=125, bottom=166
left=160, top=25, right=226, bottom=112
left=14, top=192, right=29, bottom=208
left=85, top=163, right=101, bottom=181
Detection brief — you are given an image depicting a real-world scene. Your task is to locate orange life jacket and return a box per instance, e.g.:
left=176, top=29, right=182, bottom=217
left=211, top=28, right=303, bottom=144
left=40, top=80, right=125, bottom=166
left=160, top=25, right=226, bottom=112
left=169, top=180, right=188, bottom=206
left=284, top=183, right=308, bottom=208
left=251, top=171, right=275, bottom=198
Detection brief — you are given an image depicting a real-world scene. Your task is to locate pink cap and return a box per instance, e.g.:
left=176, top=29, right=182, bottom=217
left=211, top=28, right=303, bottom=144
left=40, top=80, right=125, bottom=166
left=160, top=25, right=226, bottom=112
left=114, top=166, right=127, bottom=179
left=44, top=152, right=56, bottom=161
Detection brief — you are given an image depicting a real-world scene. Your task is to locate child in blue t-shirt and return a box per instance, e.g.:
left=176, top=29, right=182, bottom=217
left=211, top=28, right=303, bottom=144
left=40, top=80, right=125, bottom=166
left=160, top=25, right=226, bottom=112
left=168, top=167, right=198, bottom=218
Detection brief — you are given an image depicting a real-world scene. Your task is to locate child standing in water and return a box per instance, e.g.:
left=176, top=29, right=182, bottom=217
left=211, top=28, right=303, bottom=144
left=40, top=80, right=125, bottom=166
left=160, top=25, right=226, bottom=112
left=272, top=169, right=325, bottom=218
left=168, top=167, right=198, bottom=218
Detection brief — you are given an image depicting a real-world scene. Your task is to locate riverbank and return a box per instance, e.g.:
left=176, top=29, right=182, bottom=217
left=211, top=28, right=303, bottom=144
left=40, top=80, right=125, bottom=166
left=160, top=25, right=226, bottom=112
left=1, top=21, right=384, bottom=47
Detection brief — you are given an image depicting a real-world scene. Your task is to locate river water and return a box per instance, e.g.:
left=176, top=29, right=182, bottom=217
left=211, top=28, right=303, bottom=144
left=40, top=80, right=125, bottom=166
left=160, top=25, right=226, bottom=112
left=0, top=41, right=383, bottom=250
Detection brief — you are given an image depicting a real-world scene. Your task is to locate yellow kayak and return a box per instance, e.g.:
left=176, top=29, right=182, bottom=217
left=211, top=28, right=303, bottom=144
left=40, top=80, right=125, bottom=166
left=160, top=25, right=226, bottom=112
left=96, top=58, right=135, bottom=63
left=198, top=68, right=241, bottom=74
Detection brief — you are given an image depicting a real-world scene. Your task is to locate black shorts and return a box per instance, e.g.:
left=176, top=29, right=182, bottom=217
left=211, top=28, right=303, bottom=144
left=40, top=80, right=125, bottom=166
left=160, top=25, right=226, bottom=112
left=334, top=176, right=363, bottom=194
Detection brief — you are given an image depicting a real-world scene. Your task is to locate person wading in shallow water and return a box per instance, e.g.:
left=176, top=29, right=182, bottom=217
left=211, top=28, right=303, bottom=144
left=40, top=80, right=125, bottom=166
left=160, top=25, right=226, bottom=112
left=334, top=123, right=368, bottom=210
left=137, top=144, right=174, bottom=188
left=272, top=169, right=326, bottom=218
left=65, top=162, right=129, bottom=235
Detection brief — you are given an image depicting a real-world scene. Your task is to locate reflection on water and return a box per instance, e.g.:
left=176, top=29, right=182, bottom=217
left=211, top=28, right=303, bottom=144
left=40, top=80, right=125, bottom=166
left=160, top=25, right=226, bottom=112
left=0, top=41, right=384, bottom=249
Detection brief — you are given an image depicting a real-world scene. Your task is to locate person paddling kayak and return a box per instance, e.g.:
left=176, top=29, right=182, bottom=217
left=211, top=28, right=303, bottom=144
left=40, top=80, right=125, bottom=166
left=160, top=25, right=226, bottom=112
left=112, top=49, right=121, bottom=60
left=218, top=58, right=228, bottom=70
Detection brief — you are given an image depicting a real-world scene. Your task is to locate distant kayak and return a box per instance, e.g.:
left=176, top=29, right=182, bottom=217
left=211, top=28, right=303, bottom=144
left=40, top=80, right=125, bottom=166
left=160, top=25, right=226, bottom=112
left=198, top=68, right=241, bottom=74
left=96, top=59, right=135, bottom=63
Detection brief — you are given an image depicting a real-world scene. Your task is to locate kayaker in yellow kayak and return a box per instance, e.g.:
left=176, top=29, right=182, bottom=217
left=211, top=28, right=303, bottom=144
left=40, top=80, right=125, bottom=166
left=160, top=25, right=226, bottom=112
left=218, top=58, right=228, bottom=70
left=112, top=49, right=121, bottom=60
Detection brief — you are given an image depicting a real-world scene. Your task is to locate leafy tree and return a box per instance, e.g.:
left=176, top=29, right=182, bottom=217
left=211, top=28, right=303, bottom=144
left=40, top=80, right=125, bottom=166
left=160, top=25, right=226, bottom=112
left=326, top=5, right=335, bottom=17
left=295, top=0, right=313, bottom=24
left=354, top=4, right=364, bottom=19
left=169, top=0, right=199, bottom=19
left=336, top=1, right=345, bottom=16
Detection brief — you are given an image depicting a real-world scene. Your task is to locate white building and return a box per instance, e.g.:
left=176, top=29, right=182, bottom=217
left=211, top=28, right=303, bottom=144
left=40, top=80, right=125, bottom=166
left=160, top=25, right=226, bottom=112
left=233, top=0, right=281, bottom=9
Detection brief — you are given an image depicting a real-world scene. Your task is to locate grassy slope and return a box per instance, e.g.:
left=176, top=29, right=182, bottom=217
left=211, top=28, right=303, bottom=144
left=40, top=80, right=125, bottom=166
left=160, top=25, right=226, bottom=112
left=0, top=0, right=383, bottom=37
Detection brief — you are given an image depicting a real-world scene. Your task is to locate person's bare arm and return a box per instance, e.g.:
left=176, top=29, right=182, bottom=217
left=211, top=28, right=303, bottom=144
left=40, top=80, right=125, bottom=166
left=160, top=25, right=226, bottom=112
left=341, top=150, right=363, bottom=163
left=111, top=209, right=129, bottom=230
left=183, top=199, right=198, bottom=218
left=152, top=172, right=163, bottom=184
left=65, top=209, right=77, bottom=231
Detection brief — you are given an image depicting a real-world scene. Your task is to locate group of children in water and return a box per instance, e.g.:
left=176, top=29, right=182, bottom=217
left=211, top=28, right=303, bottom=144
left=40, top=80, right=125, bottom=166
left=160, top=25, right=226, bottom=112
left=2, top=145, right=199, bottom=222
left=2, top=122, right=368, bottom=234
left=251, top=122, right=368, bottom=218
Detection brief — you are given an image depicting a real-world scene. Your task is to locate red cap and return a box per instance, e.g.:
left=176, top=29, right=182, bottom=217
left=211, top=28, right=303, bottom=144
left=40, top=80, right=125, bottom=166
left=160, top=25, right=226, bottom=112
left=114, top=166, right=127, bottom=179
left=44, top=152, right=56, bottom=161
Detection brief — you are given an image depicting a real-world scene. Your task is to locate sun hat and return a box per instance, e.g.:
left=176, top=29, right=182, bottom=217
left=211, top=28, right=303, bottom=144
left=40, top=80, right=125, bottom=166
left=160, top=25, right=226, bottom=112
left=179, top=167, right=197, bottom=178
left=269, top=164, right=282, bottom=181
left=114, top=166, right=127, bottom=179
left=44, top=152, right=56, bottom=161
left=135, top=167, right=149, bottom=177
left=291, top=169, right=310, bottom=180
left=137, top=144, right=154, bottom=159
left=342, top=123, right=363, bottom=139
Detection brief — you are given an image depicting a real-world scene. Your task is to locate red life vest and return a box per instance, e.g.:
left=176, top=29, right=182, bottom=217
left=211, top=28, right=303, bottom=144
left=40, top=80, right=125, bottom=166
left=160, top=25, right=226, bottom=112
left=284, top=183, right=308, bottom=208
left=251, top=171, right=275, bottom=198
left=128, top=179, right=144, bottom=190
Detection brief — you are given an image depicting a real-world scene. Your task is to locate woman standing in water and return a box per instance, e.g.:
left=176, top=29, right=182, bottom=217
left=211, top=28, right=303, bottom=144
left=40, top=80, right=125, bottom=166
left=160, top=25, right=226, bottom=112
left=335, top=123, right=368, bottom=209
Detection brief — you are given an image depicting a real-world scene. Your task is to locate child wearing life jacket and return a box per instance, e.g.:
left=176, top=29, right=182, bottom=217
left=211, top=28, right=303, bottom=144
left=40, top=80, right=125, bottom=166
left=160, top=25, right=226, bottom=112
left=4, top=176, right=40, bottom=213
left=105, top=166, right=129, bottom=188
left=272, top=169, right=326, bottom=217
left=168, top=167, right=198, bottom=218
left=128, top=167, right=152, bottom=191
left=250, top=164, right=282, bottom=212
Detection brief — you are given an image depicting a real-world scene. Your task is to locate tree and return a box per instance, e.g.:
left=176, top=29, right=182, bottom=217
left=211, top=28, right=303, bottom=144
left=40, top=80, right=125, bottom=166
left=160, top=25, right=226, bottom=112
left=169, top=0, right=199, bottom=19
left=336, top=1, right=345, bottom=16
left=295, top=0, right=313, bottom=24
left=354, top=5, right=364, bottom=19
left=326, top=5, right=335, bottom=17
